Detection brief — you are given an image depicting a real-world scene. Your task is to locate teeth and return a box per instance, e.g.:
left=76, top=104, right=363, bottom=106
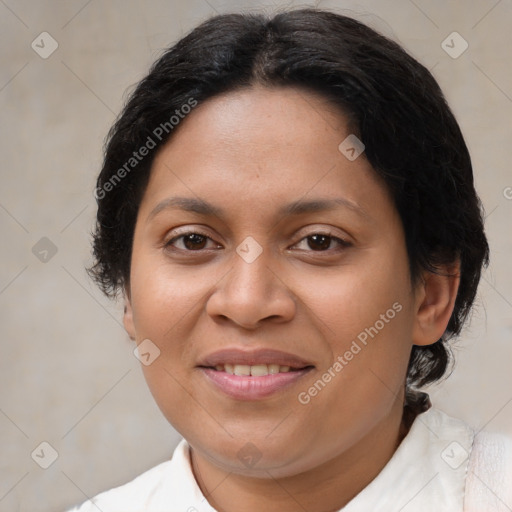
left=268, top=364, right=280, bottom=374
left=233, top=364, right=251, bottom=376
left=215, top=363, right=295, bottom=375
left=250, top=364, right=269, bottom=376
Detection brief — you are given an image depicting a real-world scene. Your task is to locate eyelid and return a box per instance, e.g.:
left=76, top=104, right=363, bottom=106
left=166, top=225, right=210, bottom=237
left=291, top=225, right=352, bottom=244
left=163, top=226, right=223, bottom=249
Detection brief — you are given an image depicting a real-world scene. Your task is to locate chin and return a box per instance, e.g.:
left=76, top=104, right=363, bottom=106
left=192, top=432, right=315, bottom=476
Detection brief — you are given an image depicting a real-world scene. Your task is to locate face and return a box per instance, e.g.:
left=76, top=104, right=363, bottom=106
left=124, top=86, right=428, bottom=478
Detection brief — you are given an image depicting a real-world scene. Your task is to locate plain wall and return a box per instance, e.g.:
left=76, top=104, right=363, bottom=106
left=1, top=1, right=511, bottom=510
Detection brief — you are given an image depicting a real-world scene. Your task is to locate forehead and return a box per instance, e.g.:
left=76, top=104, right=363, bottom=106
left=139, top=86, right=394, bottom=224
left=163, top=86, right=349, bottom=156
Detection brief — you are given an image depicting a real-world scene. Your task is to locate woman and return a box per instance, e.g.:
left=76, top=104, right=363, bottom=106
left=68, top=8, right=512, bottom=511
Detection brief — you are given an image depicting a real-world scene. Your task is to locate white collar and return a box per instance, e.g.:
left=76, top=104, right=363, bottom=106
left=161, top=408, right=474, bottom=511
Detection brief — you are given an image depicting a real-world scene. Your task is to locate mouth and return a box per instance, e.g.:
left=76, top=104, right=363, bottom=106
left=202, top=363, right=311, bottom=376
left=197, top=348, right=315, bottom=400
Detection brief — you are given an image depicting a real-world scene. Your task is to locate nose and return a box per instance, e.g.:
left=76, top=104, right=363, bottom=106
left=206, top=249, right=296, bottom=329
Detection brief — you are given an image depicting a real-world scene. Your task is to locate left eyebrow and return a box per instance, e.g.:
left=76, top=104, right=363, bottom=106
left=277, top=198, right=369, bottom=219
left=146, top=196, right=370, bottom=223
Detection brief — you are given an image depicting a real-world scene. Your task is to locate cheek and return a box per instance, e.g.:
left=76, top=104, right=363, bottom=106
left=296, top=252, right=414, bottom=406
left=296, top=252, right=412, bottom=349
left=128, top=256, right=220, bottom=422
left=292, top=294, right=413, bottom=469
left=129, top=255, right=213, bottom=341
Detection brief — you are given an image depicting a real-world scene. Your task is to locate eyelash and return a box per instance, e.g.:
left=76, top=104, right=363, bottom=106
left=164, top=230, right=351, bottom=254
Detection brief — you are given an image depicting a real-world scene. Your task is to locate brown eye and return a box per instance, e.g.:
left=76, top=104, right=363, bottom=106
left=292, top=232, right=351, bottom=253
left=307, top=234, right=333, bottom=251
left=182, top=233, right=207, bottom=250
left=165, top=232, right=218, bottom=251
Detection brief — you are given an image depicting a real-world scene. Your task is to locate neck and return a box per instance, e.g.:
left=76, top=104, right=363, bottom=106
left=190, top=399, right=415, bottom=512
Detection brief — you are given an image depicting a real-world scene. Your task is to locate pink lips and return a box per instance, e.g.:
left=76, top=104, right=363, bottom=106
left=200, top=367, right=313, bottom=400
left=197, top=347, right=314, bottom=400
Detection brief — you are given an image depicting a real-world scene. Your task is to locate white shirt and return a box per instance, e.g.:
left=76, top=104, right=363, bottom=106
left=66, top=407, right=512, bottom=511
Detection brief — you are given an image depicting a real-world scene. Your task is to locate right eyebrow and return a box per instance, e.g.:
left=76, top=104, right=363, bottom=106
left=147, top=197, right=225, bottom=223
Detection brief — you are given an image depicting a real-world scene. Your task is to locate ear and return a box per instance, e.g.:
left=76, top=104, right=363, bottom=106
left=412, top=261, right=460, bottom=346
left=123, top=291, right=136, bottom=342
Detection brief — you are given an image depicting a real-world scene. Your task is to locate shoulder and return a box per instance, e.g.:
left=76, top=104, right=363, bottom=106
left=465, top=427, right=512, bottom=511
left=65, top=439, right=194, bottom=512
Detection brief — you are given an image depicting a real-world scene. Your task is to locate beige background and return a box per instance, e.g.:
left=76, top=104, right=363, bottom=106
left=0, top=1, right=511, bottom=510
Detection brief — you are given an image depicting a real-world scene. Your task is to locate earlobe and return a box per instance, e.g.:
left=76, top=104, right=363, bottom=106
left=412, top=261, right=460, bottom=347
left=123, top=293, right=137, bottom=341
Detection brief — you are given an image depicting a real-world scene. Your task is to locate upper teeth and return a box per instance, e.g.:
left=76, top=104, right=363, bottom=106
left=214, top=364, right=292, bottom=376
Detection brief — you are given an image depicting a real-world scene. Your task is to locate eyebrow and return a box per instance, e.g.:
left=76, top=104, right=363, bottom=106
left=147, top=196, right=369, bottom=222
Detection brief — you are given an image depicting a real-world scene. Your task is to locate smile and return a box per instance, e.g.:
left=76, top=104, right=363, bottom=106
left=196, top=347, right=314, bottom=400
left=212, top=363, right=298, bottom=375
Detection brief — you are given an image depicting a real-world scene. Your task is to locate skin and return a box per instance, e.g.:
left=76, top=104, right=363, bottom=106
left=124, top=86, right=459, bottom=512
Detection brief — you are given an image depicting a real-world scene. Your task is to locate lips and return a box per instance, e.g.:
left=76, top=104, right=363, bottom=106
left=197, top=348, right=314, bottom=400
